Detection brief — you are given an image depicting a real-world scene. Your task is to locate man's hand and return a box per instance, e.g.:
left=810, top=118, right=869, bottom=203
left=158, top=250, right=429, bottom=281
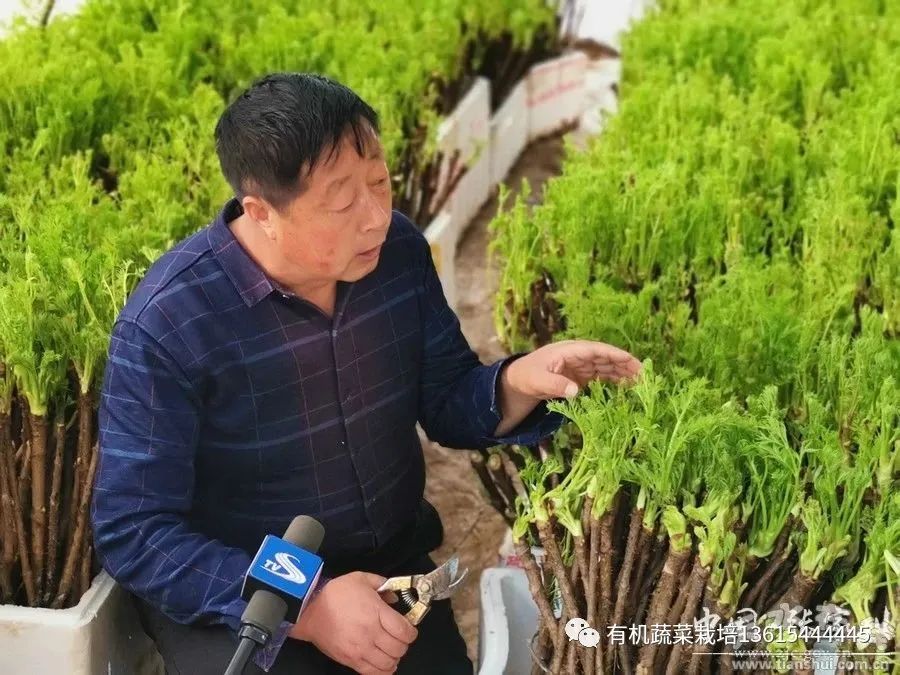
left=289, top=571, right=418, bottom=674
left=506, top=339, right=642, bottom=398
left=495, top=340, right=642, bottom=436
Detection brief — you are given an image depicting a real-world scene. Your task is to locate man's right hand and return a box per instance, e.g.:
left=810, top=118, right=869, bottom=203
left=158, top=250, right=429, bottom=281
left=289, top=571, right=418, bottom=674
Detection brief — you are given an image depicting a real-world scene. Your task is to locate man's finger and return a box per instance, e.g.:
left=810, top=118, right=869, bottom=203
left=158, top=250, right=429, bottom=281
left=543, top=371, right=580, bottom=399
left=616, top=356, right=643, bottom=376
left=359, top=572, right=400, bottom=603
left=591, top=353, right=641, bottom=371
left=379, top=589, right=400, bottom=604
left=594, top=361, right=639, bottom=377
left=592, top=344, right=639, bottom=364
left=379, top=605, right=419, bottom=644
left=357, top=664, right=395, bottom=675
left=587, top=365, right=623, bottom=381
left=559, top=340, right=639, bottom=366
left=360, top=573, right=389, bottom=589
left=361, top=646, right=400, bottom=673
left=375, top=630, right=410, bottom=660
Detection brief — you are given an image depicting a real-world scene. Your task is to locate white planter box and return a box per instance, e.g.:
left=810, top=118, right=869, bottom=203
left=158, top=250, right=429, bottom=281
left=422, top=53, right=597, bottom=316
left=576, top=56, right=621, bottom=140
left=446, top=147, right=491, bottom=240
left=0, top=571, right=162, bottom=675
left=477, top=567, right=539, bottom=675
left=489, top=80, right=529, bottom=189
left=432, top=77, right=492, bottom=241
left=527, top=51, right=589, bottom=141
left=425, top=210, right=458, bottom=311
left=432, top=114, right=459, bottom=222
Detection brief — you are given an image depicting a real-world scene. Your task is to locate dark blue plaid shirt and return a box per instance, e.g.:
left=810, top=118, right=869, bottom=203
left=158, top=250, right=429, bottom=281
left=91, top=199, right=561, bottom=666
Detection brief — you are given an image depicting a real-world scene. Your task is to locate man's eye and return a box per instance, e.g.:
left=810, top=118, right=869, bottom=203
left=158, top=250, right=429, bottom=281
left=336, top=201, right=354, bottom=213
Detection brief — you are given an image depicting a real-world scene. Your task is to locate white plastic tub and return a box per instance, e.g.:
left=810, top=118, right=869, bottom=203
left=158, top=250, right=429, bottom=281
left=444, top=77, right=492, bottom=240
left=477, top=567, right=539, bottom=675
left=527, top=51, right=589, bottom=141
left=489, top=80, right=529, bottom=190
left=0, top=571, right=162, bottom=675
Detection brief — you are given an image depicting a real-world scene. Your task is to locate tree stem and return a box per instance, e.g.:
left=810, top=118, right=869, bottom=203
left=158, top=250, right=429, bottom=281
left=487, top=452, right=519, bottom=517
left=0, top=412, right=16, bottom=594
left=638, top=545, right=690, bottom=672
left=516, top=538, right=562, bottom=652
left=0, top=418, right=11, bottom=601
left=665, top=559, right=710, bottom=675
left=29, top=412, right=48, bottom=599
left=43, top=414, right=66, bottom=604
left=469, top=451, right=512, bottom=523
left=607, top=507, right=643, bottom=671
left=52, top=441, right=98, bottom=609
left=598, top=505, right=616, bottom=658
left=587, top=514, right=600, bottom=619
left=66, top=391, right=93, bottom=554
left=1, top=425, right=34, bottom=605
left=537, top=518, right=589, bottom=674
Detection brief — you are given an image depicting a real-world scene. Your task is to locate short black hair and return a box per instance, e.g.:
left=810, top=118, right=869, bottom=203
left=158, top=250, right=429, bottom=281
left=214, top=73, right=380, bottom=210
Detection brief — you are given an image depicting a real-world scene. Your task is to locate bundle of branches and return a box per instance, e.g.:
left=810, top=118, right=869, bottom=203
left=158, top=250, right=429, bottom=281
left=0, top=350, right=100, bottom=610
left=470, top=367, right=899, bottom=674
left=0, top=171, right=137, bottom=609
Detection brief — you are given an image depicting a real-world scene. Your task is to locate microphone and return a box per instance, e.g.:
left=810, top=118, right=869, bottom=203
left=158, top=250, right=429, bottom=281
left=224, top=516, right=325, bottom=675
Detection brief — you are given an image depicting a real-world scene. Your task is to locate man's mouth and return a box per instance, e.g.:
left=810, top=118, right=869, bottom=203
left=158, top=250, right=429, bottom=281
left=358, top=244, right=383, bottom=260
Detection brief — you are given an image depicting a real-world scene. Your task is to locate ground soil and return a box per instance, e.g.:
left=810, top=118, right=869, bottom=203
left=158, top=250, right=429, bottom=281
left=422, top=135, right=567, bottom=663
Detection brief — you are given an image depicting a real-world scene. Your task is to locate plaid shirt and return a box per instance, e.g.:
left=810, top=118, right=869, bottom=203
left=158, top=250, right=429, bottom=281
left=91, top=199, right=561, bottom=669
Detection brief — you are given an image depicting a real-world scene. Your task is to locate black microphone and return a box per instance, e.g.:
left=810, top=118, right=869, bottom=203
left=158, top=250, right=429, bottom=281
left=224, top=516, right=326, bottom=675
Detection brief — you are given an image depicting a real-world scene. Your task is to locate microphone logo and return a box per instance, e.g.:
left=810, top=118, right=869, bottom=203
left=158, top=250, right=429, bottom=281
left=262, top=552, right=308, bottom=585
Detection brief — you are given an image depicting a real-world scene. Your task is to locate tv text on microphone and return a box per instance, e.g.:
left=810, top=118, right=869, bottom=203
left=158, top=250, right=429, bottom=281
left=244, top=532, right=324, bottom=616
left=224, top=515, right=325, bottom=675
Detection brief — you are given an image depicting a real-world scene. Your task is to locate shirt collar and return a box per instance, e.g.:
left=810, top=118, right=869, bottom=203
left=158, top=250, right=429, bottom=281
left=207, top=198, right=276, bottom=307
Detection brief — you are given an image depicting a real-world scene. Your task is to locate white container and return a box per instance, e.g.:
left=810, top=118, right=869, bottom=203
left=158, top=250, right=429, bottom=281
left=574, top=57, right=621, bottom=143
left=527, top=51, right=589, bottom=141
left=432, top=113, right=460, bottom=222
left=425, top=210, right=458, bottom=311
left=489, top=79, right=529, bottom=190
left=444, top=77, right=492, bottom=239
left=0, top=571, right=162, bottom=675
left=590, top=57, right=622, bottom=91
left=446, top=148, right=491, bottom=240
left=477, top=567, right=539, bottom=675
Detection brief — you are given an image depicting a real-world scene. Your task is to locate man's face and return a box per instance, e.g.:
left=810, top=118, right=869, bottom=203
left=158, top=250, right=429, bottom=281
left=260, top=127, right=392, bottom=284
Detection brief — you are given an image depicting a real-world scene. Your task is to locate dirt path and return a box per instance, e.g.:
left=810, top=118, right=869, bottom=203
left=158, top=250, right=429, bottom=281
left=422, top=136, right=566, bottom=664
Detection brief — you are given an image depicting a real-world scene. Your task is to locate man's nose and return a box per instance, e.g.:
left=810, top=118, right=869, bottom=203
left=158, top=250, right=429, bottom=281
left=361, top=188, right=390, bottom=232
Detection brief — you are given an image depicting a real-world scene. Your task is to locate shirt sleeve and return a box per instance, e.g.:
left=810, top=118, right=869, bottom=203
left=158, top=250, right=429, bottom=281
left=414, top=234, right=564, bottom=449
left=91, top=319, right=289, bottom=671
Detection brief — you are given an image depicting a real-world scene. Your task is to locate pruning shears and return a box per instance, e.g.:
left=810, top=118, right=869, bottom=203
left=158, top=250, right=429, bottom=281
left=376, top=555, right=468, bottom=625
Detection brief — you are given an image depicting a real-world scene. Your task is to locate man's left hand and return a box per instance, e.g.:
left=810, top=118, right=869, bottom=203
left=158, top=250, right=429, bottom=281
left=494, top=340, right=642, bottom=436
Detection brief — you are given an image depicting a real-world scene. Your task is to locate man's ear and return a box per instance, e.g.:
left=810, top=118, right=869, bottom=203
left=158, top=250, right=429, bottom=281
left=241, top=196, right=277, bottom=241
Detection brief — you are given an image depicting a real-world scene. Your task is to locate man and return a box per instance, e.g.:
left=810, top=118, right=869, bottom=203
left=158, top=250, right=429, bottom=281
left=91, top=73, right=641, bottom=674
